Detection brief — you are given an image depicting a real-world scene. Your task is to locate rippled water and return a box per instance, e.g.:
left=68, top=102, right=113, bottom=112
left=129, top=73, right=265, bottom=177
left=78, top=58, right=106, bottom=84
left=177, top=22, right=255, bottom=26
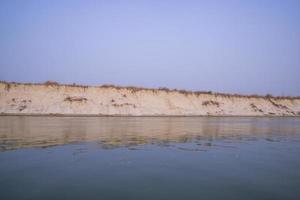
left=0, top=116, right=300, bottom=199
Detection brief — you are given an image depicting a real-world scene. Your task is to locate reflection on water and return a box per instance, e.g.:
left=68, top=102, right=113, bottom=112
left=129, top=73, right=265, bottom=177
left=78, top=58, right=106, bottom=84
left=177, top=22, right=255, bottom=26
left=1, top=116, right=300, bottom=200
left=0, top=116, right=300, bottom=151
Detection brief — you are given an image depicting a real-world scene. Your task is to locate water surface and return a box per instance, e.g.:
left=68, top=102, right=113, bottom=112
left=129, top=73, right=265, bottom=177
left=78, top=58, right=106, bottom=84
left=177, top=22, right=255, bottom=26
left=0, top=116, right=300, bottom=199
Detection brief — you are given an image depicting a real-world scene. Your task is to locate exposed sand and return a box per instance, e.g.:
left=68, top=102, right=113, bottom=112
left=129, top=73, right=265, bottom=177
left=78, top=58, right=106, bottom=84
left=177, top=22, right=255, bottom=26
left=0, top=82, right=300, bottom=116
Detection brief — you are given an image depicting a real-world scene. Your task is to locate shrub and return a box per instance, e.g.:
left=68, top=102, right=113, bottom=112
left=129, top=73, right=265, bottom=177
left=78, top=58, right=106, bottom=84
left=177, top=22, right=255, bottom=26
left=250, top=103, right=263, bottom=113
left=44, top=81, right=59, bottom=86
left=18, top=105, right=27, bottom=111
left=5, top=83, right=11, bottom=91
left=64, top=96, right=87, bottom=102
left=158, top=87, right=171, bottom=92
left=202, top=100, right=220, bottom=107
left=266, top=94, right=273, bottom=98
left=268, top=99, right=288, bottom=109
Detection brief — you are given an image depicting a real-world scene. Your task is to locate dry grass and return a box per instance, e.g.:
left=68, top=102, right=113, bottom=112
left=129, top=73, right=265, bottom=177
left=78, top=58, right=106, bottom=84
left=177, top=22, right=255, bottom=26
left=4, top=83, right=11, bottom=91
left=202, top=100, right=220, bottom=107
left=64, top=96, right=87, bottom=102
left=158, top=87, right=170, bottom=92
left=112, top=103, right=136, bottom=108
left=268, top=99, right=288, bottom=109
left=44, top=81, right=59, bottom=86
left=250, top=103, right=263, bottom=113
left=18, top=105, right=27, bottom=111
left=1, top=80, right=300, bottom=100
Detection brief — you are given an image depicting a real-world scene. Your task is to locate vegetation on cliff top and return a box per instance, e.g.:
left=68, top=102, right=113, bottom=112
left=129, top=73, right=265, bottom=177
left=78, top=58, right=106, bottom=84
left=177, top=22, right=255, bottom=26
left=1, top=80, right=299, bottom=100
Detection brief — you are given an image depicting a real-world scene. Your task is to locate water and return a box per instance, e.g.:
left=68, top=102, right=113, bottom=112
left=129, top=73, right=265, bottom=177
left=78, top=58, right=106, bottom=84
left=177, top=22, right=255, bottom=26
left=0, top=116, right=300, bottom=200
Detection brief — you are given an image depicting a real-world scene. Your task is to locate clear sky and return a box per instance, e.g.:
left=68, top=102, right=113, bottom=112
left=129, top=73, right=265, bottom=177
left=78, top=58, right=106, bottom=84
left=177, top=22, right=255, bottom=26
left=0, top=0, right=300, bottom=95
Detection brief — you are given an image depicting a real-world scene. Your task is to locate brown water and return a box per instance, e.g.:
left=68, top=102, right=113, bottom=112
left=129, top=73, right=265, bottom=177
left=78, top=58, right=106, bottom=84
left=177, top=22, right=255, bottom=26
left=0, top=116, right=300, bottom=199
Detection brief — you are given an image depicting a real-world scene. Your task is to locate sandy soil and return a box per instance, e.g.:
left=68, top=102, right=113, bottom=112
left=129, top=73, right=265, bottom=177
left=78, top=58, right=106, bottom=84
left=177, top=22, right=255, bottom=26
left=0, top=82, right=300, bottom=116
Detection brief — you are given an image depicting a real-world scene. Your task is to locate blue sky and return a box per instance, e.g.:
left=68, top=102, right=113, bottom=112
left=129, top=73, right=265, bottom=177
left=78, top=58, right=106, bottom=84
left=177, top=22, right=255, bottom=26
left=0, top=0, right=300, bottom=95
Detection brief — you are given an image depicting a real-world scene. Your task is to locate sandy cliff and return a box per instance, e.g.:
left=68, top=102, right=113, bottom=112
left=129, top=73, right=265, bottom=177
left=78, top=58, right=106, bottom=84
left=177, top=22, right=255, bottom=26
left=0, top=82, right=300, bottom=116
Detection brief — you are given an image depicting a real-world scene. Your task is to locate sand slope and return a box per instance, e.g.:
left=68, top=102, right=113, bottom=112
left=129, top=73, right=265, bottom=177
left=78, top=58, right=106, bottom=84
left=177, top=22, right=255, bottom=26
left=0, top=82, right=300, bottom=116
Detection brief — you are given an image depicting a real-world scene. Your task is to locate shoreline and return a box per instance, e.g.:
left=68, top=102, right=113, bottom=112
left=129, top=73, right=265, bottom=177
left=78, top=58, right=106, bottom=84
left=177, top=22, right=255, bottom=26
left=1, top=113, right=300, bottom=118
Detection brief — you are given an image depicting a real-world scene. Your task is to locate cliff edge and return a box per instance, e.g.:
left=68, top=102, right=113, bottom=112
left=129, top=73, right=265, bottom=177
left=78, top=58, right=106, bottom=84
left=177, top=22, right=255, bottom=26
left=1, top=81, right=300, bottom=116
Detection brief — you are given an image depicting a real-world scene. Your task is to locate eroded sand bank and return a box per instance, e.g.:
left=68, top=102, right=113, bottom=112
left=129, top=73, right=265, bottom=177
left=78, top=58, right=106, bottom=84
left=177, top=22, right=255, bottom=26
left=0, top=82, right=300, bottom=116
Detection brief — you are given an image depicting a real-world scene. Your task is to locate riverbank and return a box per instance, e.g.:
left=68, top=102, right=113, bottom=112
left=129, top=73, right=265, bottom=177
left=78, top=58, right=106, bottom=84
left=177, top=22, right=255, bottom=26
left=1, top=81, right=300, bottom=116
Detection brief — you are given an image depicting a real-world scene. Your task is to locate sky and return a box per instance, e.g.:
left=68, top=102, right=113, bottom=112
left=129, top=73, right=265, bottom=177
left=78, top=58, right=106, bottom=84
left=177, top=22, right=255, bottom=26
left=0, top=0, right=300, bottom=95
